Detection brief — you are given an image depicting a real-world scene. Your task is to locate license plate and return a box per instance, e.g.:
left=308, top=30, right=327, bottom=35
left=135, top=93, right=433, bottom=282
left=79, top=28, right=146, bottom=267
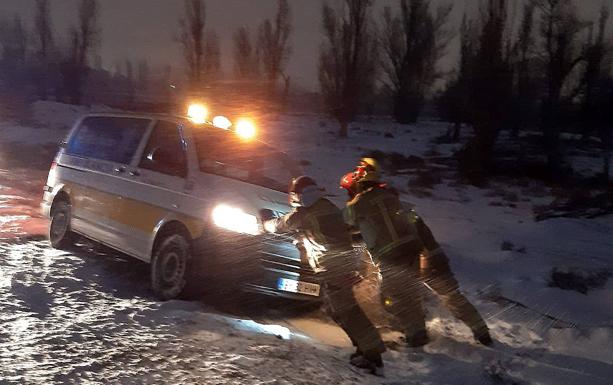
left=277, top=278, right=320, bottom=297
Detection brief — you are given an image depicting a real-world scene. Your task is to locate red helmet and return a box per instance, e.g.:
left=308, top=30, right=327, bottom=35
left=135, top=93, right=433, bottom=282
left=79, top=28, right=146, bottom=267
left=288, top=176, right=318, bottom=207
left=340, top=172, right=358, bottom=198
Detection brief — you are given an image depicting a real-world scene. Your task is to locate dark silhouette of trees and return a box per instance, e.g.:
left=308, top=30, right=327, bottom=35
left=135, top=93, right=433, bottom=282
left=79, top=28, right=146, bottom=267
left=319, top=0, right=377, bottom=138
left=509, top=0, right=537, bottom=137
left=204, top=29, right=221, bottom=81
left=381, top=0, right=452, bottom=124
left=437, top=14, right=477, bottom=141
left=34, top=0, right=54, bottom=100
left=458, top=0, right=513, bottom=183
left=178, top=0, right=206, bottom=87
left=579, top=6, right=612, bottom=182
left=257, top=0, right=292, bottom=98
left=60, top=0, right=100, bottom=104
left=0, top=15, right=27, bottom=91
left=233, top=26, right=259, bottom=80
left=581, top=6, right=609, bottom=139
left=536, top=0, right=586, bottom=176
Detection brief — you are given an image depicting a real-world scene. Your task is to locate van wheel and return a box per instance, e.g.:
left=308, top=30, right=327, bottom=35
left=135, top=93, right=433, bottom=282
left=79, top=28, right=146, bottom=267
left=151, top=234, right=190, bottom=300
left=49, top=200, right=77, bottom=250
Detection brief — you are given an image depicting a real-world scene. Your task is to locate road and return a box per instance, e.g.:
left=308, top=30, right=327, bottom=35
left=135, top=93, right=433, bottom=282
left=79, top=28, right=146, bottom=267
left=0, top=164, right=378, bottom=384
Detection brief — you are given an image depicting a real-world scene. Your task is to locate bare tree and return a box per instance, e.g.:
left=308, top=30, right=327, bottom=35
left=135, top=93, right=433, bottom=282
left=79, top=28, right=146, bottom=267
left=178, top=0, right=205, bottom=87
left=437, top=14, right=478, bottom=141
left=257, top=0, right=292, bottom=98
left=60, top=0, right=99, bottom=104
left=0, top=15, right=27, bottom=92
left=381, top=0, right=452, bottom=124
left=536, top=0, right=585, bottom=175
left=581, top=6, right=609, bottom=137
left=509, top=0, right=537, bottom=136
left=319, top=0, right=377, bottom=138
left=458, top=0, right=514, bottom=183
left=34, top=0, right=53, bottom=61
left=204, top=29, right=221, bottom=81
left=233, top=26, right=259, bottom=79
left=138, top=59, right=150, bottom=89
left=580, top=6, right=612, bottom=182
left=33, top=0, right=54, bottom=99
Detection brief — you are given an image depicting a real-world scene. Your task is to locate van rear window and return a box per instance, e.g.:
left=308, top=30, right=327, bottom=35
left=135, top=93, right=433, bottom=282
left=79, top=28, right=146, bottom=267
left=67, top=117, right=151, bottom=164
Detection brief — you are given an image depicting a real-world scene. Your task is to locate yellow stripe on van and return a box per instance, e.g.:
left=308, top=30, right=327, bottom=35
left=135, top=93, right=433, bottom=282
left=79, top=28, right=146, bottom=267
left=64, top=183, right=205, bottom=239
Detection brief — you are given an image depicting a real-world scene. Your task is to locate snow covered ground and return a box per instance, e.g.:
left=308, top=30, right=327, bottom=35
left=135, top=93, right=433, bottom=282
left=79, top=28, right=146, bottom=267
left=0, top=102, right=612, bottom=384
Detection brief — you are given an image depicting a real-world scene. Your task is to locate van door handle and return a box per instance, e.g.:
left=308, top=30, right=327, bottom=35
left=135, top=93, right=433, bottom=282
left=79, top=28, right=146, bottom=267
left=113, top=167, right=125, bottom=173
left=129, top=170, right=140, bottom=176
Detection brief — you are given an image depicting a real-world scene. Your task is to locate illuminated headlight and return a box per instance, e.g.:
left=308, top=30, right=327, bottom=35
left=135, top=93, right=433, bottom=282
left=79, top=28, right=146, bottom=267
left=211, top=204, right=260, bottom=235
left=187, top=103, right=208, bottom=124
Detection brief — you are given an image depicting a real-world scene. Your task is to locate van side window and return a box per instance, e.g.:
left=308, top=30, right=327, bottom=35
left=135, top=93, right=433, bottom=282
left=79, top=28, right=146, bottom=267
left=139, top=121, right=187, bottom=178
left=67, top=117, right=150, bottom=164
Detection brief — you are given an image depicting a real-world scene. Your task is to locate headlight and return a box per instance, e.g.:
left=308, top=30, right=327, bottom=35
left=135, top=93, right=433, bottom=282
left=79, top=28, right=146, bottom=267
left=187, top=103, right=208, bottom=124
left=212, top=204, right=260, bottom=235
left=235, top=119, right=256, bottom=140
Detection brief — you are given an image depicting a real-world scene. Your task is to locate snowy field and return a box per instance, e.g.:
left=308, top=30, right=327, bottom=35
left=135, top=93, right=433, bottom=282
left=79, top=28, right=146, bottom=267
left=0, top=101, right=612, bottom=384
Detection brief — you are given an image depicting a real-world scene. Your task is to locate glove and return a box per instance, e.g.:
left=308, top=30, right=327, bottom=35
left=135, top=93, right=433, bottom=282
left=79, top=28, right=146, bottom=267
left=259, top=209, right=276, bottom=222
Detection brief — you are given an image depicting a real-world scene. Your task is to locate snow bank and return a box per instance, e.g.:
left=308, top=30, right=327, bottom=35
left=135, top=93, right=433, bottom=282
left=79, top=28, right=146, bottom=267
left=30, top=101, right=90, bottom=130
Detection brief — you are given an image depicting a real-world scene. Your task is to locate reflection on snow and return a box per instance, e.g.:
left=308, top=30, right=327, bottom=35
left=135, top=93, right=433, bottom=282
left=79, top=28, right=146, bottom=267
left=229, top=319, right=293, bottom=340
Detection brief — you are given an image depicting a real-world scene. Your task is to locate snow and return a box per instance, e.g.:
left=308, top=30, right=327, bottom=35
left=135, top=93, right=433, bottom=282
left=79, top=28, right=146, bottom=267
left=0, top=102, right=612, bottom=384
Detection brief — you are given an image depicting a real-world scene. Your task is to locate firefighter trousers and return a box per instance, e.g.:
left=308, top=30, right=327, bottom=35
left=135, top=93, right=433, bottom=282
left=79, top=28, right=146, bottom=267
left=420, top=252, right=488, bottom=334
left=413, top=213, right=488, bottom=334
left=378, top=256, right=427, bottom=339
left=320, top=250, right=386, bottom=356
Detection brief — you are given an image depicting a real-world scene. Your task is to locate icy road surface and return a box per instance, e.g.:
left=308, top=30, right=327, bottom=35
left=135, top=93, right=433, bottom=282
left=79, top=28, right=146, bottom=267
left=0, top=239, right=372, bottom=384
left=2, top=238, right=613, bottom=385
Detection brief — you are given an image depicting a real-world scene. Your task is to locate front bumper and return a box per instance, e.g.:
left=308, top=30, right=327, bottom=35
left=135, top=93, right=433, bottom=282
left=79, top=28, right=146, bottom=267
left=194, top=229, right=321, bottom=302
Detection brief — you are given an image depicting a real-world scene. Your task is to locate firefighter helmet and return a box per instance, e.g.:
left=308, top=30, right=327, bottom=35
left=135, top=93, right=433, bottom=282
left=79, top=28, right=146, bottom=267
left=355, top=157, right=381, bottom=184
left=340, top=172, right=359, bottom=199
left=288, top=176, right=321, bottom=207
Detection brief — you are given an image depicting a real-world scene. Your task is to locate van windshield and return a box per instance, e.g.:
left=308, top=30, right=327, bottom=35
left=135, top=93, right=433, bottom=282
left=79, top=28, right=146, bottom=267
left=193, top=128, right=301, bottom=193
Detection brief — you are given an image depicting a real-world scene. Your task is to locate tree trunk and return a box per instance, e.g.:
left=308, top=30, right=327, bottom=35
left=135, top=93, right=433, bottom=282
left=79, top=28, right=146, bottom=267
left=453, top=122, right=461, bottom=142
left=604, top=150, right=611, bottom=183
left=393, top=92, right=420, bottom=124
left=339, top=119, right=349, bottom=138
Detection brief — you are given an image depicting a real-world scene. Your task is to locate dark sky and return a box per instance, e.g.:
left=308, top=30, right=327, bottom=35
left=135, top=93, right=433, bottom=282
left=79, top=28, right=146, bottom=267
left=0, top=0, right=611, bottom=90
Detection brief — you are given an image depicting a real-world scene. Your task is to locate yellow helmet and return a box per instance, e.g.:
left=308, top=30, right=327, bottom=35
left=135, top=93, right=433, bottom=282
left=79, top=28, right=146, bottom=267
left=356, top=157, right=381, bottom=183
left=360, top=157, right=380, bottom=172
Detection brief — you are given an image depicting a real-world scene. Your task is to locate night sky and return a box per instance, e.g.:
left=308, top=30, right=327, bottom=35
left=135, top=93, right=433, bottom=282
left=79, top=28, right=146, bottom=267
left=0, top=0, right=610, bottom=89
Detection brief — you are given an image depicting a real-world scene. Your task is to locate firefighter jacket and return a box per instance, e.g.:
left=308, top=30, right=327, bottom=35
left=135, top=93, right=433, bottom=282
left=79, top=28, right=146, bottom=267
left=264, top=198, right=355, bottom=268
left=343, top=186, right=423, bottom=261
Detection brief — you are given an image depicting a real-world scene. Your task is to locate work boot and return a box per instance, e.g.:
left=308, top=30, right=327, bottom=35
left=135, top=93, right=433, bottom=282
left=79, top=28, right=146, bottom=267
left=473, top=328, right=493, bottom=346
left=406, top=330, right=430, bottom=348
left=350, top=350, right=384, bottom=376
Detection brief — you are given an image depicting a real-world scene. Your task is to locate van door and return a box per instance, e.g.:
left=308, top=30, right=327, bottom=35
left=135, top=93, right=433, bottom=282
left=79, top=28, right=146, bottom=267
left=61, top=116, right=152, bottom=249
left=118, top=120, right=192, bottom=260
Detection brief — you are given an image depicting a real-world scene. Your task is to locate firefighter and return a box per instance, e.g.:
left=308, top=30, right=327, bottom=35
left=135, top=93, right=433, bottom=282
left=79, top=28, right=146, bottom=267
left=262, top=176, right=386, bottom=374
left=342, top=158, right=492, bottom=347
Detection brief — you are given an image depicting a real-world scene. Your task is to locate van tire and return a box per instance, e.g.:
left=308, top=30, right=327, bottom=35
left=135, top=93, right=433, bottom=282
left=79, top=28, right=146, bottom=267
left=49, top=200, right=77, bottom=250
left=151, top=233, right=190, bottom=300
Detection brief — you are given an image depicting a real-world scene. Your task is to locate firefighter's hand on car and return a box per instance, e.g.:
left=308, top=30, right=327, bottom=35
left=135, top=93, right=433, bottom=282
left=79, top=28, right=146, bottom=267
left=259, top=208, right=276, bottom=222
left=259, top=209, right=277, bottom=233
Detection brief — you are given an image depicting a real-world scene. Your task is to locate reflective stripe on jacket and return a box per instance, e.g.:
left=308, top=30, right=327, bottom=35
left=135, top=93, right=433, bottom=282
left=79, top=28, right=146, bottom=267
left=344, top=186, right=423, bottom=260
left=265, top=198, right=354, bottom=257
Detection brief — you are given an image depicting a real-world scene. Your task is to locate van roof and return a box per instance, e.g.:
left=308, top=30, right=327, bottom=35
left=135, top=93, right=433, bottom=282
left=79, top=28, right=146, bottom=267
left=81, top=111, right=189, bottom=122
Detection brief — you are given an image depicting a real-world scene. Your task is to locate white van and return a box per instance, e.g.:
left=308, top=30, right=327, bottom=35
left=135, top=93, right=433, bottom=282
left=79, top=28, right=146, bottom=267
left=41, top=113, right=321, bottom=301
